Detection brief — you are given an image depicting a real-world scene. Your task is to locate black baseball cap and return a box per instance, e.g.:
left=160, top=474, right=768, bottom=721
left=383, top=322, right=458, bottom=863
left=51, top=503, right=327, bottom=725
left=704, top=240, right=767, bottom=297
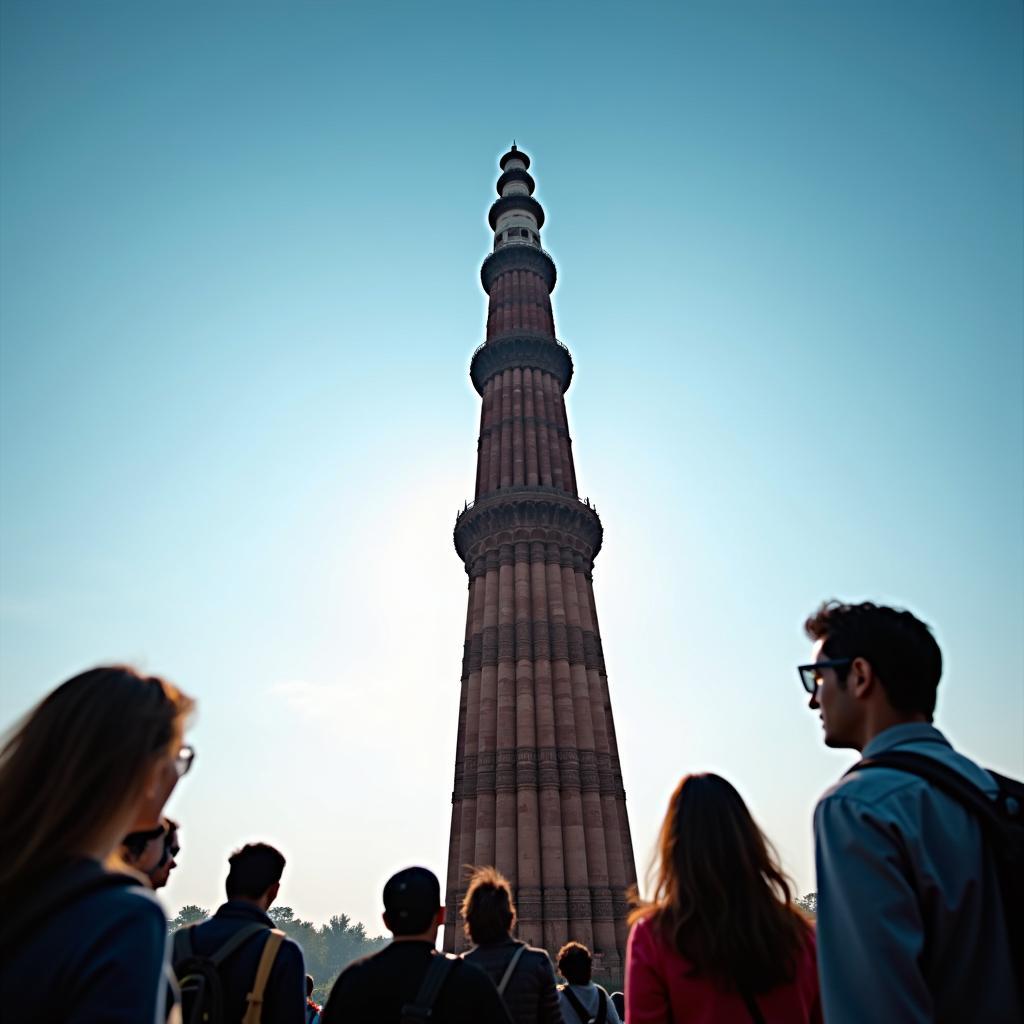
left=382, top=867, right=441, bottom=933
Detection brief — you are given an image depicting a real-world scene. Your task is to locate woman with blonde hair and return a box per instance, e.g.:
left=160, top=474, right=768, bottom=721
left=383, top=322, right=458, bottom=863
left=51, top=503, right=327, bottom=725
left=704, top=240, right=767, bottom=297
left=0, top=665, right=195, bottom=1022
left=626, top=773, right=821, bottom=1023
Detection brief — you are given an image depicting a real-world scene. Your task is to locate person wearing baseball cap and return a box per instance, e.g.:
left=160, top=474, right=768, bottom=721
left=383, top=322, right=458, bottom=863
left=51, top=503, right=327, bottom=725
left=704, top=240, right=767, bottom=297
left=321, top=866, right=512, bottom=1024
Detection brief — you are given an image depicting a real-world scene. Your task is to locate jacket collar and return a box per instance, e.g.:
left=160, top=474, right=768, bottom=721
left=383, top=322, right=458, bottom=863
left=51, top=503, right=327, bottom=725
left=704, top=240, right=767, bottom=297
left=862, top=722, right=949, bottom=759
left=213, top=900, right=274, bottom=927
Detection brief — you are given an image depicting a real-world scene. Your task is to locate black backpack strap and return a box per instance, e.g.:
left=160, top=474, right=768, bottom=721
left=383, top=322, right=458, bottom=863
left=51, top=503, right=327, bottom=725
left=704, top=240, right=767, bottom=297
left=173, top=921, right=267, bottom=970
left=209, top=923, right=270, bottom=967
left=739, top=987, right=766, bottom=1024
left=400, top=953, right=457, bottom=1023
left=594, top=988, right=608, bottom=1024
left=561, top=986, right=592, bottom=1024
left=851, top=752, right=1003, bottom=835
left=172, top=925, right=194, bottom=966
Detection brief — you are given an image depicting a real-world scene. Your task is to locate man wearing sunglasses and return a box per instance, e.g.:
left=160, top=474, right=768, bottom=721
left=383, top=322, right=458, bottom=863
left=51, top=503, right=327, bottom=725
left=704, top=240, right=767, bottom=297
left=148, top=817, right=180, bottom=890
left=799, top=600, right=1019, bottom=1024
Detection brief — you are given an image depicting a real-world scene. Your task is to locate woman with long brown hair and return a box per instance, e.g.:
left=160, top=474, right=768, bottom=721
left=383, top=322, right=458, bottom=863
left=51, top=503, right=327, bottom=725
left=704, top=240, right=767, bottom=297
left=625, top=773, right=821, bottom=1024
left=0, top=665, right=195, bottom=1022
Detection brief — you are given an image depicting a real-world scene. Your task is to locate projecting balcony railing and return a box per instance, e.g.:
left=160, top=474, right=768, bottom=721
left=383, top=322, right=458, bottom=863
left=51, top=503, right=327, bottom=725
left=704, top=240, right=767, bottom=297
left=483, top=240, right=555, bottom=262
left=469, top=334, right=570, bottom=364
left=456, top=484, right=599, bottom=522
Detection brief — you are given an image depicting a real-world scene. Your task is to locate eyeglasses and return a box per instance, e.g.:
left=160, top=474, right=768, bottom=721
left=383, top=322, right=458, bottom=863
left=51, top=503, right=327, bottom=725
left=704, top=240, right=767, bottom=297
left=174, top=744, right=196, bottom=778
left=797, top=659, right=851, bottom=695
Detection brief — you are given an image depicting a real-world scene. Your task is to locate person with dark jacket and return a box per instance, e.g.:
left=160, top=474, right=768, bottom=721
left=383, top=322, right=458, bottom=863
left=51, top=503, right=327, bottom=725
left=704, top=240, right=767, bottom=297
left=0, top=665, right=196, bottom=1023
left=179, top=843, right=306, bottom=1024
left=461, top=867, right=563, bottom=1024
left=322, top=866, right=512, bottom=1024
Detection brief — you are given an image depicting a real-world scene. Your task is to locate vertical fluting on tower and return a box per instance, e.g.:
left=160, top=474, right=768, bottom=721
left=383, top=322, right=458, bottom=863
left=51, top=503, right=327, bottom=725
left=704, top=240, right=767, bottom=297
left=446, top=146, right=636, bottom=976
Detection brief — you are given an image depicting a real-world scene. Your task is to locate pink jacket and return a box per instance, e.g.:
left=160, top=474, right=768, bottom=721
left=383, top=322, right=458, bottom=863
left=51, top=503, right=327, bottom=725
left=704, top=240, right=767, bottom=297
left=625, top=914, right=822, bottom=1024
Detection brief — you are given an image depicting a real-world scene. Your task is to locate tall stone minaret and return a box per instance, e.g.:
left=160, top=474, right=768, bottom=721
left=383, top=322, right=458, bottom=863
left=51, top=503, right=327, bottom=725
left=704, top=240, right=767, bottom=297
left=444, top=146, right=636, bottom=975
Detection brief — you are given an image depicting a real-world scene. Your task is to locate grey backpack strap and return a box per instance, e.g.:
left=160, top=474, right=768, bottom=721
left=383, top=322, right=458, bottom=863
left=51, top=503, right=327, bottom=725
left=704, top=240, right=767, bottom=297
left=497, top=944, right=527, bottom=996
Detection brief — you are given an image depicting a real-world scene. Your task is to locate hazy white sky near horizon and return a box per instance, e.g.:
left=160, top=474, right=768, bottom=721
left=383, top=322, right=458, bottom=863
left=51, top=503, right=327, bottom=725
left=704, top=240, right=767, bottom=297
left=2, top=1, right=1022, bottom=940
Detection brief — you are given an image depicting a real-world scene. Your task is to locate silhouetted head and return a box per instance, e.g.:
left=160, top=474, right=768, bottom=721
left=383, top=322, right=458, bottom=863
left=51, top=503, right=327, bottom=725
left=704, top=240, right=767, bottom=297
left=225, top=843, right=286, bottom=910
left=803, top=600, right=941, bottom=748
left=148, top=817, right=180, bottom=889
left=0, top=665, right=194, bottom=899
left=461, top=866, right=516, bottom=945
left=557, top=942, right=593, bottom=985
left=382, top=866, right=442, bottom=937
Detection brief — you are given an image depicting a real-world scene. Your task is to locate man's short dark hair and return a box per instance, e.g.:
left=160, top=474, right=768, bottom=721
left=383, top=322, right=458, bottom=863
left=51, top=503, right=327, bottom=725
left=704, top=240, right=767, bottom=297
left=461, top=866, right=516, bottom=945
left=225, top=843, right=286, bottom=900
left=804, top=600, right=942, bottom=716
left=557, top=941, right=592, bottom=985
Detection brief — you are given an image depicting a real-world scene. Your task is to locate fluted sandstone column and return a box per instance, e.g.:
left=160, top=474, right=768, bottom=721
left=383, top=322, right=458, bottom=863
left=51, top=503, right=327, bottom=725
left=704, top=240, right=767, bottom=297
left=446, top=146, right=636, bottom=974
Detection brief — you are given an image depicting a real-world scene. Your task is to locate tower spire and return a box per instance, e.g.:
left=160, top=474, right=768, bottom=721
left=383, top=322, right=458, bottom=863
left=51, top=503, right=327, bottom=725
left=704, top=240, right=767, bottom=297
left=444, top=147, right=637, bottom=976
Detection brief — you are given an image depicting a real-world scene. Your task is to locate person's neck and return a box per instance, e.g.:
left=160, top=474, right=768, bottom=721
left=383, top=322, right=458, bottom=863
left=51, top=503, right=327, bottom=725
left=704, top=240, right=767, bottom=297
left=391, top=930, right=438, bottom=945
left=230, top=895, right=269, bottom=913
left=857, top=709, right=930, bottom=751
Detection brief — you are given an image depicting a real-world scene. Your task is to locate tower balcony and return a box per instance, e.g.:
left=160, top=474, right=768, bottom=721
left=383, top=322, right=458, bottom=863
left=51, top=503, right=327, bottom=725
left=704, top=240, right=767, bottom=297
left=469, top=333, right=573, bottom=396
left=481, top=243, right=557, bottom=294
left=488, top=194, right=546, bottom=231
left=453, top=485, right=603, bottom=570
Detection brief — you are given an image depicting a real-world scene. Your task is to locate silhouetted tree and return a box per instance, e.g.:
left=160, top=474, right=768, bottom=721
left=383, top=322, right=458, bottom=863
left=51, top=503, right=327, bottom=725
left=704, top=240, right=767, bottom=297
left=168, top=904, right=210, bottom=931
left=265, top=906, right=387, bottom=997
left=795, top=892, right=817, bottom=917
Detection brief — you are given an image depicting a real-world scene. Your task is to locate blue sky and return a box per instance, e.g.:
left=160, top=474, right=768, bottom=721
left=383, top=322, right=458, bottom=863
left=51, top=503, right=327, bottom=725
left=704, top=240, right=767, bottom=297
left=2, top=1, right=1021, bottom=936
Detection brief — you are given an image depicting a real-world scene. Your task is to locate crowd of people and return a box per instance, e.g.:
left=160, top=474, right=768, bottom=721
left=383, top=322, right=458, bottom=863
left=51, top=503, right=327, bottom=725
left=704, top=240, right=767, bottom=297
left=0, top=600, right=1019, bottom=1022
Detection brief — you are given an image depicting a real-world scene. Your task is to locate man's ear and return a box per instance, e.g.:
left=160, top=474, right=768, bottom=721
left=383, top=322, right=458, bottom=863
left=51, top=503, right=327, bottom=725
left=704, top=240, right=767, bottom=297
left=437, top=906, right=446, bottom=926
left=849, top=656, right=875, bottom=699
left=264, top=880, right=281, bottom=910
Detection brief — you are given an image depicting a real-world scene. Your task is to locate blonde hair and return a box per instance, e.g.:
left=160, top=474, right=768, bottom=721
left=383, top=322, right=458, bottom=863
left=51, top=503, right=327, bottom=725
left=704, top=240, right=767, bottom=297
left=0, top=666, right=194, bottom=898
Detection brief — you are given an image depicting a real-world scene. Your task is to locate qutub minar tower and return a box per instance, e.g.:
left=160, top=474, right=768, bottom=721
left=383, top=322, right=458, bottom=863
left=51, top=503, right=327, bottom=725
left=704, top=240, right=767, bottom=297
left=445, top=145, right=637, bottom=974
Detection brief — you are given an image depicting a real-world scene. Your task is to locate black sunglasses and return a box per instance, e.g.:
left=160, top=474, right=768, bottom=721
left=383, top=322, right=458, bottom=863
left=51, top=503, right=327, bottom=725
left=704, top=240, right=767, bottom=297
left=797, top=658, right=852, bottom=695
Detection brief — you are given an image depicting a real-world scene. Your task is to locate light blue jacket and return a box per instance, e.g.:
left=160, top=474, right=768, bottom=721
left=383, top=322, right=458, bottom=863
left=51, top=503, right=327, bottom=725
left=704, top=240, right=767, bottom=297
left=814, top=723, right=1020, bottom=1023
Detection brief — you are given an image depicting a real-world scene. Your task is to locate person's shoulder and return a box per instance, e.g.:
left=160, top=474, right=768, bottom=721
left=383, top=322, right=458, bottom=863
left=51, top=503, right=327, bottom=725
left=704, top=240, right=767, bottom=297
left=818, top=761, right=924, bottom=810
left=450, top=954, right=496, bottom=990
left=76, top=871, right=165, bottom=930
left=326, top=950, right=374, bottom=998
left=276, top=931, right=306, bottom=968
left=520, top=942, right=553, bottom=965
left=627, top=910, right=660, bottom=947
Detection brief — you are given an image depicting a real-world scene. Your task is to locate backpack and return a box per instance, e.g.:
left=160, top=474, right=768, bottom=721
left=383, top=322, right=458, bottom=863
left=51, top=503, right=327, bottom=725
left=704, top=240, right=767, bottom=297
left=399, top=953, right=458, bottom=1024
left=173, top=923, right=285, bottom=1024
left=851, top=751, right=1024, bottom=1005
left=560, top=984, right=607, bottom=1024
